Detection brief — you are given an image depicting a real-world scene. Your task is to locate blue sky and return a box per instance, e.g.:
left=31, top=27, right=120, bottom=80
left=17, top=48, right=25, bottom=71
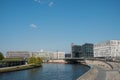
left=0, top=0, right=120, bottom=54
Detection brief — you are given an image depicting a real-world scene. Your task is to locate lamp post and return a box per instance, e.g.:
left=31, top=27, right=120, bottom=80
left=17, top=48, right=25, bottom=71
left=71, top=43, right=74, bottom=58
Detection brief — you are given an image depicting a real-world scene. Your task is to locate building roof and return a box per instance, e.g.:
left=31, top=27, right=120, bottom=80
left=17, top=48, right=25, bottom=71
left=7, top=51, right=29, bottom=53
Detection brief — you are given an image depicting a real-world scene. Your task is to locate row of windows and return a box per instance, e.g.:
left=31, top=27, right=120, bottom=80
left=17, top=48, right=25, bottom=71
left=94, top=41, right=120, bottom=47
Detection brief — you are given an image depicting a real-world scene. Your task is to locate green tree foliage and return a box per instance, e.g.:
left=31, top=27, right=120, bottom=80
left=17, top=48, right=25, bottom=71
left=27, top=57, right=36, bottom=64
left=0, top=52, right=4, bottom=60
left=36, top=57, right=43, bottom=63
left=27, top=57, right=43, bottom=64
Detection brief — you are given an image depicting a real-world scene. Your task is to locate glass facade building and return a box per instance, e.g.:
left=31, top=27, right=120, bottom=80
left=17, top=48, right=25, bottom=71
left=72, top=45, right=82, bottom=58
left=71, top=43, right=94, bottom=58
left=82, top=43, right=94, bottom=58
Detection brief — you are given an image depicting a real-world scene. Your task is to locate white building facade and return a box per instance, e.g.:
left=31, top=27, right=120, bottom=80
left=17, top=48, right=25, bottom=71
left=49, top=52, right=65, bottom=59
left=94, top=40, right=120, bottom=58
left=57, top=52, right=65, bottom=59
left=32, top=51, right=65, bottom=60
left=6, top=51, right=31, bottom=59
left=32, top=51, right=51, bottom=60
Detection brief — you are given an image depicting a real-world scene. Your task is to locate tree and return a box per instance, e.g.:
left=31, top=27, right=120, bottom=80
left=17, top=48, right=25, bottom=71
left=0, top=52, right=4, bottom=60
left=27, top=57, right=36, bottom=64
left=27, top=57, right=43, bottom=64
left=36, top=57, right=43, bottom=63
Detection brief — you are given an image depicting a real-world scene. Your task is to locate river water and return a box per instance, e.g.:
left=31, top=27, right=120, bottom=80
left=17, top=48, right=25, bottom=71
left=0, top=63, right=89, bottom=80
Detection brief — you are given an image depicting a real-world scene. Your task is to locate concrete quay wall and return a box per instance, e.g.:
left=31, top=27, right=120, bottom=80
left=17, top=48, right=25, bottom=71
left=85, top=60, right=113, bottom=70
left=48, top=60, right=67, bottom=63
left=77, top=66, right=98, bottom=80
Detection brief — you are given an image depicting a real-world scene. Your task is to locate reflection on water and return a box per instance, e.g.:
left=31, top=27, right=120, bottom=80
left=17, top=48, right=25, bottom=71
left=0, top=63, right=89, bottom=80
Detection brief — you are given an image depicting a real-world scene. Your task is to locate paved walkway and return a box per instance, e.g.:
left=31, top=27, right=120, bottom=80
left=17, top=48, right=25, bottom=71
left=106, top=70, right=120, bottom=80
left=95, top=67, right=106, bottom=80
left=94, top=62, right=120, bottom=80
left=79, top=61, right=120, bottom=80
left=105, top=62, right=120, bottom=80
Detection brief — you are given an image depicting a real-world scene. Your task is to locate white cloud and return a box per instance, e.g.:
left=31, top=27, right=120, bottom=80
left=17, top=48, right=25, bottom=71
left=34, top=0, right=54, bottom=7
left=48, top=1, right=54, bottom=7
left=34, top=0, right=41, bottom=3
left=30, top=24, right=37, bottom=28
left=38, top=0, right=41, bottom=3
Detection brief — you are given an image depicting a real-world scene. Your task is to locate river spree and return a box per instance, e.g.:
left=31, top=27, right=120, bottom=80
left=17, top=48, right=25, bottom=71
left=0, top=63, right=89, bottom=80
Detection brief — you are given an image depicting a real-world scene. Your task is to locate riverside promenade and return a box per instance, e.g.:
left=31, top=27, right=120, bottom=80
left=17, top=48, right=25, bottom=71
left=95, top=62, right=120, bottom=80
left=0, top=64, right=41, bottom=73
left=105, top=62, right=120, bottom=80
left=78, top=60, right=120, bottom=80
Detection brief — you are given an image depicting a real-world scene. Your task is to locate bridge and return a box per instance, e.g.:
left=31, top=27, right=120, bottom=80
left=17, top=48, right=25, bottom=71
left=64, top=58, right=85, bottom=64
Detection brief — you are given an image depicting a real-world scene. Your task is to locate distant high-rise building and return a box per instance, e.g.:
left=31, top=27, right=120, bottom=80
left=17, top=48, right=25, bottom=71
left=94, top=40, right=120, bottom=58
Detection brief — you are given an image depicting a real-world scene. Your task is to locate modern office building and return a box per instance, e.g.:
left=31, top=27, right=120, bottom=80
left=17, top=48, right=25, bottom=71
left=82, top=43, right=94, bottom=58
left=94, top=40, right=120, bottom=58
left=71, top=43, right=94, bottom=58
left=71, top=44, right=82, bottom=58
left=6, top=51, right=31, bottom=59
